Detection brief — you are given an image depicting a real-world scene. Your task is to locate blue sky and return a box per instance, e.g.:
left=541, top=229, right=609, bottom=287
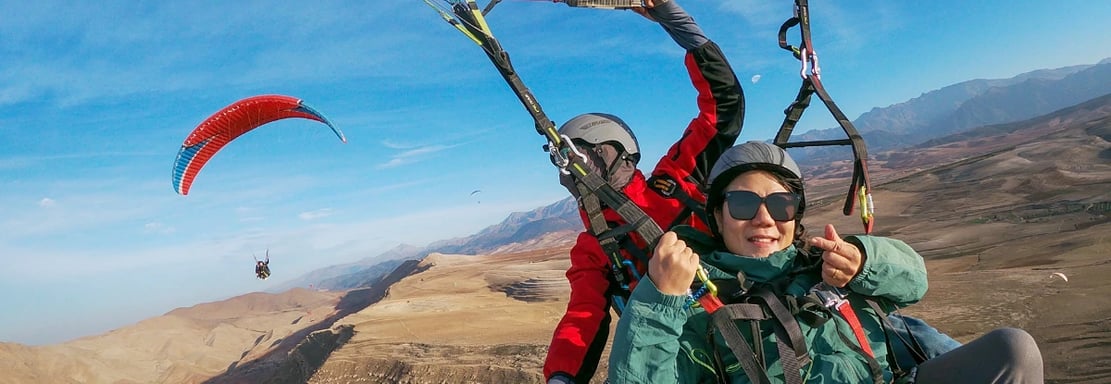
left=1, top=1, right=1108, bottom=345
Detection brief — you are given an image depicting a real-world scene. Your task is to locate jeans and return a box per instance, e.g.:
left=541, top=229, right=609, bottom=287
left=886, top=314, right=963, bottom=371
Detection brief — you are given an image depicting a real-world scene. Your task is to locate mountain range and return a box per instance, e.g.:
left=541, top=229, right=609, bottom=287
left=277, top=196, right=582, bottom=291
left=790, top=58, right=1111, bottom=162
left=292, top=58, right=1111, bottom=291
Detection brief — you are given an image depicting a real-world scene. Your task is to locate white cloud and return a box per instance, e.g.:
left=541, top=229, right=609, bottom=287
left=142, top=222, right=176, bottom=234
left=38, top=198, right=56, bottom=208
left=377, top=158, right=406, bottom=169
left=376, top=144, right=456, bottom=169
left=298, top=208, right=335, bottom=221
left=381, top=139, right=414, bottom=150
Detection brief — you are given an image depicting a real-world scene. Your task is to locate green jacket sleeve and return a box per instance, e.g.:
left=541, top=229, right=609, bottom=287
left=609, top=276, right=703, bottom=384
left=845, top=235, right=928, bottom=307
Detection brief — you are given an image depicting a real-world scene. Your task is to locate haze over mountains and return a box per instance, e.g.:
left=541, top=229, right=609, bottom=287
left=793, top=58, right=1111, bottom=162
left=3, top=60, right=1110, bottom=383
left=277, top=195, right=582, bottom=292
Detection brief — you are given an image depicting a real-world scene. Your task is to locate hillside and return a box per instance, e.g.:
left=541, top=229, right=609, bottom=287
left=0, top=288, right=344, bottom=384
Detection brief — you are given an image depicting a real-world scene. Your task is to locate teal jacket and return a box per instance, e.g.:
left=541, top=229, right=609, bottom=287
left=608, top=234, right=928, bottom=384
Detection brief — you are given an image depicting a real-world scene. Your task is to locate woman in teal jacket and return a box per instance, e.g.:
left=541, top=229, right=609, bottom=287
left=608, top=141, right=1043, bottom=384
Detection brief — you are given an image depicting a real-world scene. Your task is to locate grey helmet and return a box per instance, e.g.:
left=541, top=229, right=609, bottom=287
left=556, top=113, right=641, bottom=198
left=706, top=141, right=806, bottom=238
left=557, top=113, right=640, bottom=161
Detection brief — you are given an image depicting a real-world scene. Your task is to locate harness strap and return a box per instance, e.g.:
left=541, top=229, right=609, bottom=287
left=827, top=318, right=885, bottom=384
left=806, top=286, right=884, bottom=384
left=648, top=174, right=709, bottom=229
left=575, top=170, right=671, bottom=317
left=838, top=300, right=874, bottom=358
left=808, top=286, right=874, bottom=358
left=577, top=183, right=634, bottom=315
left=774, top=0, right=875, bottom=234
left=707, top=325, right=730, bottom=384
left=750, top=320, right=764, bottom=370
left=441, top=0, right=668, bottom=252
left=772, top=324, right=804, bottom=384
left=710, top=304, right=773, bottom=384
left=707, top=288, right=812, bottom=384
left=753, top=289, right=811, bottom=366
left=866, top=298, right=930, bottom=365
left=596, top=221, right=651, bottom=266
left=711, top=300, right=808, bottom=384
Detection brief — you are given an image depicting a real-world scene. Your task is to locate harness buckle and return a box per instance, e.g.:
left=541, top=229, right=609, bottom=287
left=650, top=175, right=679, bottom=197
left=546, top=134, right=589, bottom=175
left=810, top=283, right=848, bottom=309
left=800, top=47, right=821, bottom=80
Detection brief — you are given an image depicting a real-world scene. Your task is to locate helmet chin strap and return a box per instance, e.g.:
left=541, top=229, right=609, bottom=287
left=603, top=151, right=625, bottom=180
left=604, top=151, right=637, bottom=192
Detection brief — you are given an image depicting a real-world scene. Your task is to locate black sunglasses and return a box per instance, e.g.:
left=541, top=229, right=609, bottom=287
left=723, top=191, right=801, bottom=221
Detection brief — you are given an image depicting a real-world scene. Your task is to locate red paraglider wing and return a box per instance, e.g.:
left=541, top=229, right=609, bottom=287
left=172, top=95, right=346, bottom=195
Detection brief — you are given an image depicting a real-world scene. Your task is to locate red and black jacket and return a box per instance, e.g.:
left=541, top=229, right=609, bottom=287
left=544, top=39, right=744, bottom=383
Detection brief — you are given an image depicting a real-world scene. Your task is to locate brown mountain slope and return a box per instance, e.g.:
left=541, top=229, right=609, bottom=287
left=802, top=95, right=1111, bottom=383
left=306, top=248, right=573, bottom=383
left=0, top=288, right=344, bottom=384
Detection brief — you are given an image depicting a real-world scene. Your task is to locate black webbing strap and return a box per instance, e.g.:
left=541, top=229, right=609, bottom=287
left=828, top=320, right=884, bottom=384
left=866, top=298, right=930, bottom=365
left=444, top=1, right=668, bottom=251
left=773, top=0, right=875, bottom=234
left=648, top=174, right=710, bottom=230
left=568, top=150, right=666, bottom=249
left=773, top=325, right=804, bottom=384
left=710, top=303, right=773, bottom=384
left=451, top=2, right=560, bottom=144
left=711, top=299, right=809, bottom=384
left=575, top=172, right=668, bottom=317
left=577, top=183, right=633, bottom=314
left=750, top=320, right=765, bottom=370
left=615, top=229, right=652, bottom=267
left=752, top=290, right=811, bottom=367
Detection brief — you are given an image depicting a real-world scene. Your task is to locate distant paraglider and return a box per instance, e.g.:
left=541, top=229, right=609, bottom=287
left=1049, top=272, right=1068, bottom=282
left=171, top=95, right=347, bottom=195
left=255, top=249, right=271, bottom=280
left=751, top=74, right=762, bottom=84
left=471, top=189, right=482, bottom=204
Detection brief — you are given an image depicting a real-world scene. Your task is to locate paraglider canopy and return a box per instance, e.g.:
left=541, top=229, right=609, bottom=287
left=172, top=95, right=346, bottom=195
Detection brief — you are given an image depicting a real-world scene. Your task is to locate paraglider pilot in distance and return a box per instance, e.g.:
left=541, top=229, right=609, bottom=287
left=255, top=250, right=271, bottom=280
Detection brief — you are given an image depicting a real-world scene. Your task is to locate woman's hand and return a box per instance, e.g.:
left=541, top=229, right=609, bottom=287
left=809, top=224, right=864, bottom=288
left=648, top=231, right=699, bottom=296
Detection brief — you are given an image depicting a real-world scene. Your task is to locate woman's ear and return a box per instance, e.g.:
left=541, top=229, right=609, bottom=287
left=713, top=206, right=725, bottom=235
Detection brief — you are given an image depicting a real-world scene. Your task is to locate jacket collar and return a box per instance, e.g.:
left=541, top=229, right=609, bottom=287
left=701, top=245, right=798, bottom=284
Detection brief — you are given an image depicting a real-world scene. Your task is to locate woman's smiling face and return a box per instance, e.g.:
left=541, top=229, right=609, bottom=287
left=714, top=170, right=797, bottom=257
